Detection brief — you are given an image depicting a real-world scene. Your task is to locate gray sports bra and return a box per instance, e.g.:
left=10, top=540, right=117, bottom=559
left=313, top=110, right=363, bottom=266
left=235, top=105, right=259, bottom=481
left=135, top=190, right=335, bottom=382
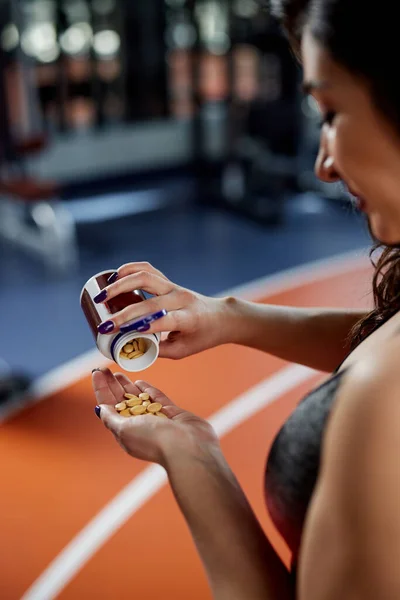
left=264, top=367, right=348, bottom=575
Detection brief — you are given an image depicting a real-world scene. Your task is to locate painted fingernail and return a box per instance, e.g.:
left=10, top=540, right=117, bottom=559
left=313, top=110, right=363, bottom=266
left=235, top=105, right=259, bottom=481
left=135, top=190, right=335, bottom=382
left=120, top=322, right=151, bottom=334
left=107, top=272, right=118, bottom=284
left=92, top=368, right=102, bottom=374
left=95, top=406, right=101, bottom=419
left=98, top=320, right=115, bottom=334
left=94, top=289, right=108, bottom=304
left=120, top=310, right=168, bottom=334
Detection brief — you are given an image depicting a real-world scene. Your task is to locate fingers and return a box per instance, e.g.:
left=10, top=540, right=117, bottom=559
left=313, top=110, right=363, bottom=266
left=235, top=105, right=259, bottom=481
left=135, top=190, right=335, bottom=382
left=95, top=375, right=186, bottom=427
left=92, top=371, right=116, bottom=405
left=101, top=272, right=174, bottom=304
left=101, top=302, right=188, bottom=338
left=116, top=262, right=169, bottom=283
left=97, top=372, right=178, bottom=409
left=134, top=380, right=176, bottom=407
left=114, top=373, right=143, bottom=397
left=100, top=368, right=126, bottom=399
left=134, top=381, right=186, bottom=419
left=92, top=368, right=124, bottom=405
left=106, top=294, right=177, bottom=332
left=98, top=398, right=181, bottom=442
left=98, top=403, right=125, bottom=434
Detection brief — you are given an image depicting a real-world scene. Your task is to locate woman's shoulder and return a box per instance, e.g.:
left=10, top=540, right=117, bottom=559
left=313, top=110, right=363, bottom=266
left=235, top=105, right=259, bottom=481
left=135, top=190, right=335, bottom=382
left=326, top=334, right=400, bottom=448
left=300, top=337, right=400, bottom=600
left=346, top=333, right=400, bottom=393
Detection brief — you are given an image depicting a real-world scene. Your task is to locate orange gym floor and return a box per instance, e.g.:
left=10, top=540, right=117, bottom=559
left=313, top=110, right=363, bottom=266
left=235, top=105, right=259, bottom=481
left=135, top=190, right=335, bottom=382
left=0, top=253, right=372, bottom=600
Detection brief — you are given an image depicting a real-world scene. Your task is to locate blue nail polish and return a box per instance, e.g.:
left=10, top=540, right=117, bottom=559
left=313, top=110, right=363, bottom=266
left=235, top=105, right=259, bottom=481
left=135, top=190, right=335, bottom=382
left=120, top=322, right=148, bottom=333
left=108, top=272, right=118, bottom=284
left=98, top=320, right=115, bottom=334
left=95, top=406, right=101, bottom=419
left=120, top=310, right=167, bottom=334
left=94, top=289, right=107, bottom=304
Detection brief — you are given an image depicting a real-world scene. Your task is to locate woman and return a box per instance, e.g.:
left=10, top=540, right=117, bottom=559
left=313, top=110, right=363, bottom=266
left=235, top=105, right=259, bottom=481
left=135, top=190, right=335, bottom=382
left=92, top=1, right=400, bottom=597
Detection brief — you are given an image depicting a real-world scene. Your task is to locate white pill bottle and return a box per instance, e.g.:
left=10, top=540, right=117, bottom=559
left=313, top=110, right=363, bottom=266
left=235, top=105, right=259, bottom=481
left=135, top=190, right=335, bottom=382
left=80, top=270, right=160, bottom=372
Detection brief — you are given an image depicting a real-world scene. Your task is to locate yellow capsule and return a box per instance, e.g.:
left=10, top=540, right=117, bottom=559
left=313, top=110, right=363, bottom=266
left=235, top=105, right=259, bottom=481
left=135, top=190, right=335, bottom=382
left=147, top=402, right=163, bottom=414
left=126, top=397, right=142, bottom=408
left=139, top=393, right=150, bottom=401
left=115, top=401, right=127, bottom=412
left=120, top=352, right=129, bottom=359
left=130, top=405, right=147, bottom=416
left=123, top=344, right=134, bottom=354
left=132, top=340, right=139, bottom=351
left=119, top=409, right=132, bottom=417
left=128, top=351, right=143, bottom=359
left=125, top=393, right=139, bottom=400
left=156, top=412, right=168, bottom=419
left=138, top=338, right=146, bottom=353
left=142, top=401, right=151, bottom=407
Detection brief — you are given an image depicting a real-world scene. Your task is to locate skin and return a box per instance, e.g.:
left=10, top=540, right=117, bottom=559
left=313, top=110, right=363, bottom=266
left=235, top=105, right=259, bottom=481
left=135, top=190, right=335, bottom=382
left=97, top=262, right=366, bottom=373
left=302, top=30, right=400, bottom=245
left=92, top=29, right=400, bottom=599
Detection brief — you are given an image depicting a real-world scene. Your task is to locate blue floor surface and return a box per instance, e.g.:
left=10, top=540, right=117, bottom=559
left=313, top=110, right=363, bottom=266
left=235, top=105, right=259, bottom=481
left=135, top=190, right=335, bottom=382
left=0, top=190, right=370, bottom=379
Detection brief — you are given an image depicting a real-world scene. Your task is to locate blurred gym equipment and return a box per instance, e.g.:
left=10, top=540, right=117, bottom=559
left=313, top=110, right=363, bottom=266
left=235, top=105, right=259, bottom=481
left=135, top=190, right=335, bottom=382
left=0, top=0, right=78, bottom=273
left=0, top=0, right=347, bottom=251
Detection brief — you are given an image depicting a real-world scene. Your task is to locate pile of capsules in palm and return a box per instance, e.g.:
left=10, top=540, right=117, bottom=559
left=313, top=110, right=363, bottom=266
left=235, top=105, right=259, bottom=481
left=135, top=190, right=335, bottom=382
left=115, top=392, right=169, bottom=419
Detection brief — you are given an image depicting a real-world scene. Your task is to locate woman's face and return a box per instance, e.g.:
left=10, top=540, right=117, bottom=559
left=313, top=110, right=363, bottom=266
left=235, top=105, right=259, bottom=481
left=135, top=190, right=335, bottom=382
left=302, top=29, right=400, bottom=244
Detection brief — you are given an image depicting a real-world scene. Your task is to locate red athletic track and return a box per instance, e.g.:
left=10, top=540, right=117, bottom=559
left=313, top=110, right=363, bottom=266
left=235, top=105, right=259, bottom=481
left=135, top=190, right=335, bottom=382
left=0, top=259, right=372, bottom=600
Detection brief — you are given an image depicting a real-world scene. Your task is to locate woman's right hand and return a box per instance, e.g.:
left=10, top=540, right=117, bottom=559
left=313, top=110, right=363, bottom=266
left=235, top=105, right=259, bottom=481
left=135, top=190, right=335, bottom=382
left=96, top=262, right=235, bottom=360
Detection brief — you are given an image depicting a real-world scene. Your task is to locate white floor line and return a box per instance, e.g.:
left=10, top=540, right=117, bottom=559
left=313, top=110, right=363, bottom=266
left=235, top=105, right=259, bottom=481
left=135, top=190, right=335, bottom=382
left=0, top=352, right=110, bottom=424
left=13, top=247, right=368, bottom=598
left=21, top=363, right=315, bottom=600
left=218, top=247, right=370, bottom=300
left=0, top=246, right=369, bottom=425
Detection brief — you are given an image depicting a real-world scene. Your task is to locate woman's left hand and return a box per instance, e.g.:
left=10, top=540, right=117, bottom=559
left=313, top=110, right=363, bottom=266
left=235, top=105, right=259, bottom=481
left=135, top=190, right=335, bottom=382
left=92, top=368, right=218, bottom=466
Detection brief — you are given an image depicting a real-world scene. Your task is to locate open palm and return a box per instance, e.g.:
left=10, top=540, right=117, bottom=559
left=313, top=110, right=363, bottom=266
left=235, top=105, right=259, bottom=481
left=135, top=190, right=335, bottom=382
left=92, top=368, right=217, bottom=465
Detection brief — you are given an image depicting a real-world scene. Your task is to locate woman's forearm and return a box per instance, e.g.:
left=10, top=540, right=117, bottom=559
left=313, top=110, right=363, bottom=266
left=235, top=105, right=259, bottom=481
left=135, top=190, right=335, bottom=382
left=220, top=297, right=367, bottom=372
left=163, top=441, right=294, bottom=600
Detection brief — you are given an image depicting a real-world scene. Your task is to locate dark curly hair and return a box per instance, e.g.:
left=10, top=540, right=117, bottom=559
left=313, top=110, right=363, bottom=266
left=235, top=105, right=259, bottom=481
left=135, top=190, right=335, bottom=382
left=269, top=0, right=400, bottom=349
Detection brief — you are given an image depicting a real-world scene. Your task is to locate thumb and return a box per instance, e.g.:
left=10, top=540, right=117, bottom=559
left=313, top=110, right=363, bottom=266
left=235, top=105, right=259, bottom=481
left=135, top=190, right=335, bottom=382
left=98, top=404, right=123, bottom=433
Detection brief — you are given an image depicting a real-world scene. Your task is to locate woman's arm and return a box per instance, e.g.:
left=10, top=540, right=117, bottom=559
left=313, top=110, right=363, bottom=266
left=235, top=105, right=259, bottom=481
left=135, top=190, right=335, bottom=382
left=222, top=298, right=367, bottom=372
left=298, top=342, right=400, bottom=599
left=94, top=370, right=294, bottom=600
left=164, top=441, right=294, bottom=600
left=96, top=262, right=367, bottom=372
